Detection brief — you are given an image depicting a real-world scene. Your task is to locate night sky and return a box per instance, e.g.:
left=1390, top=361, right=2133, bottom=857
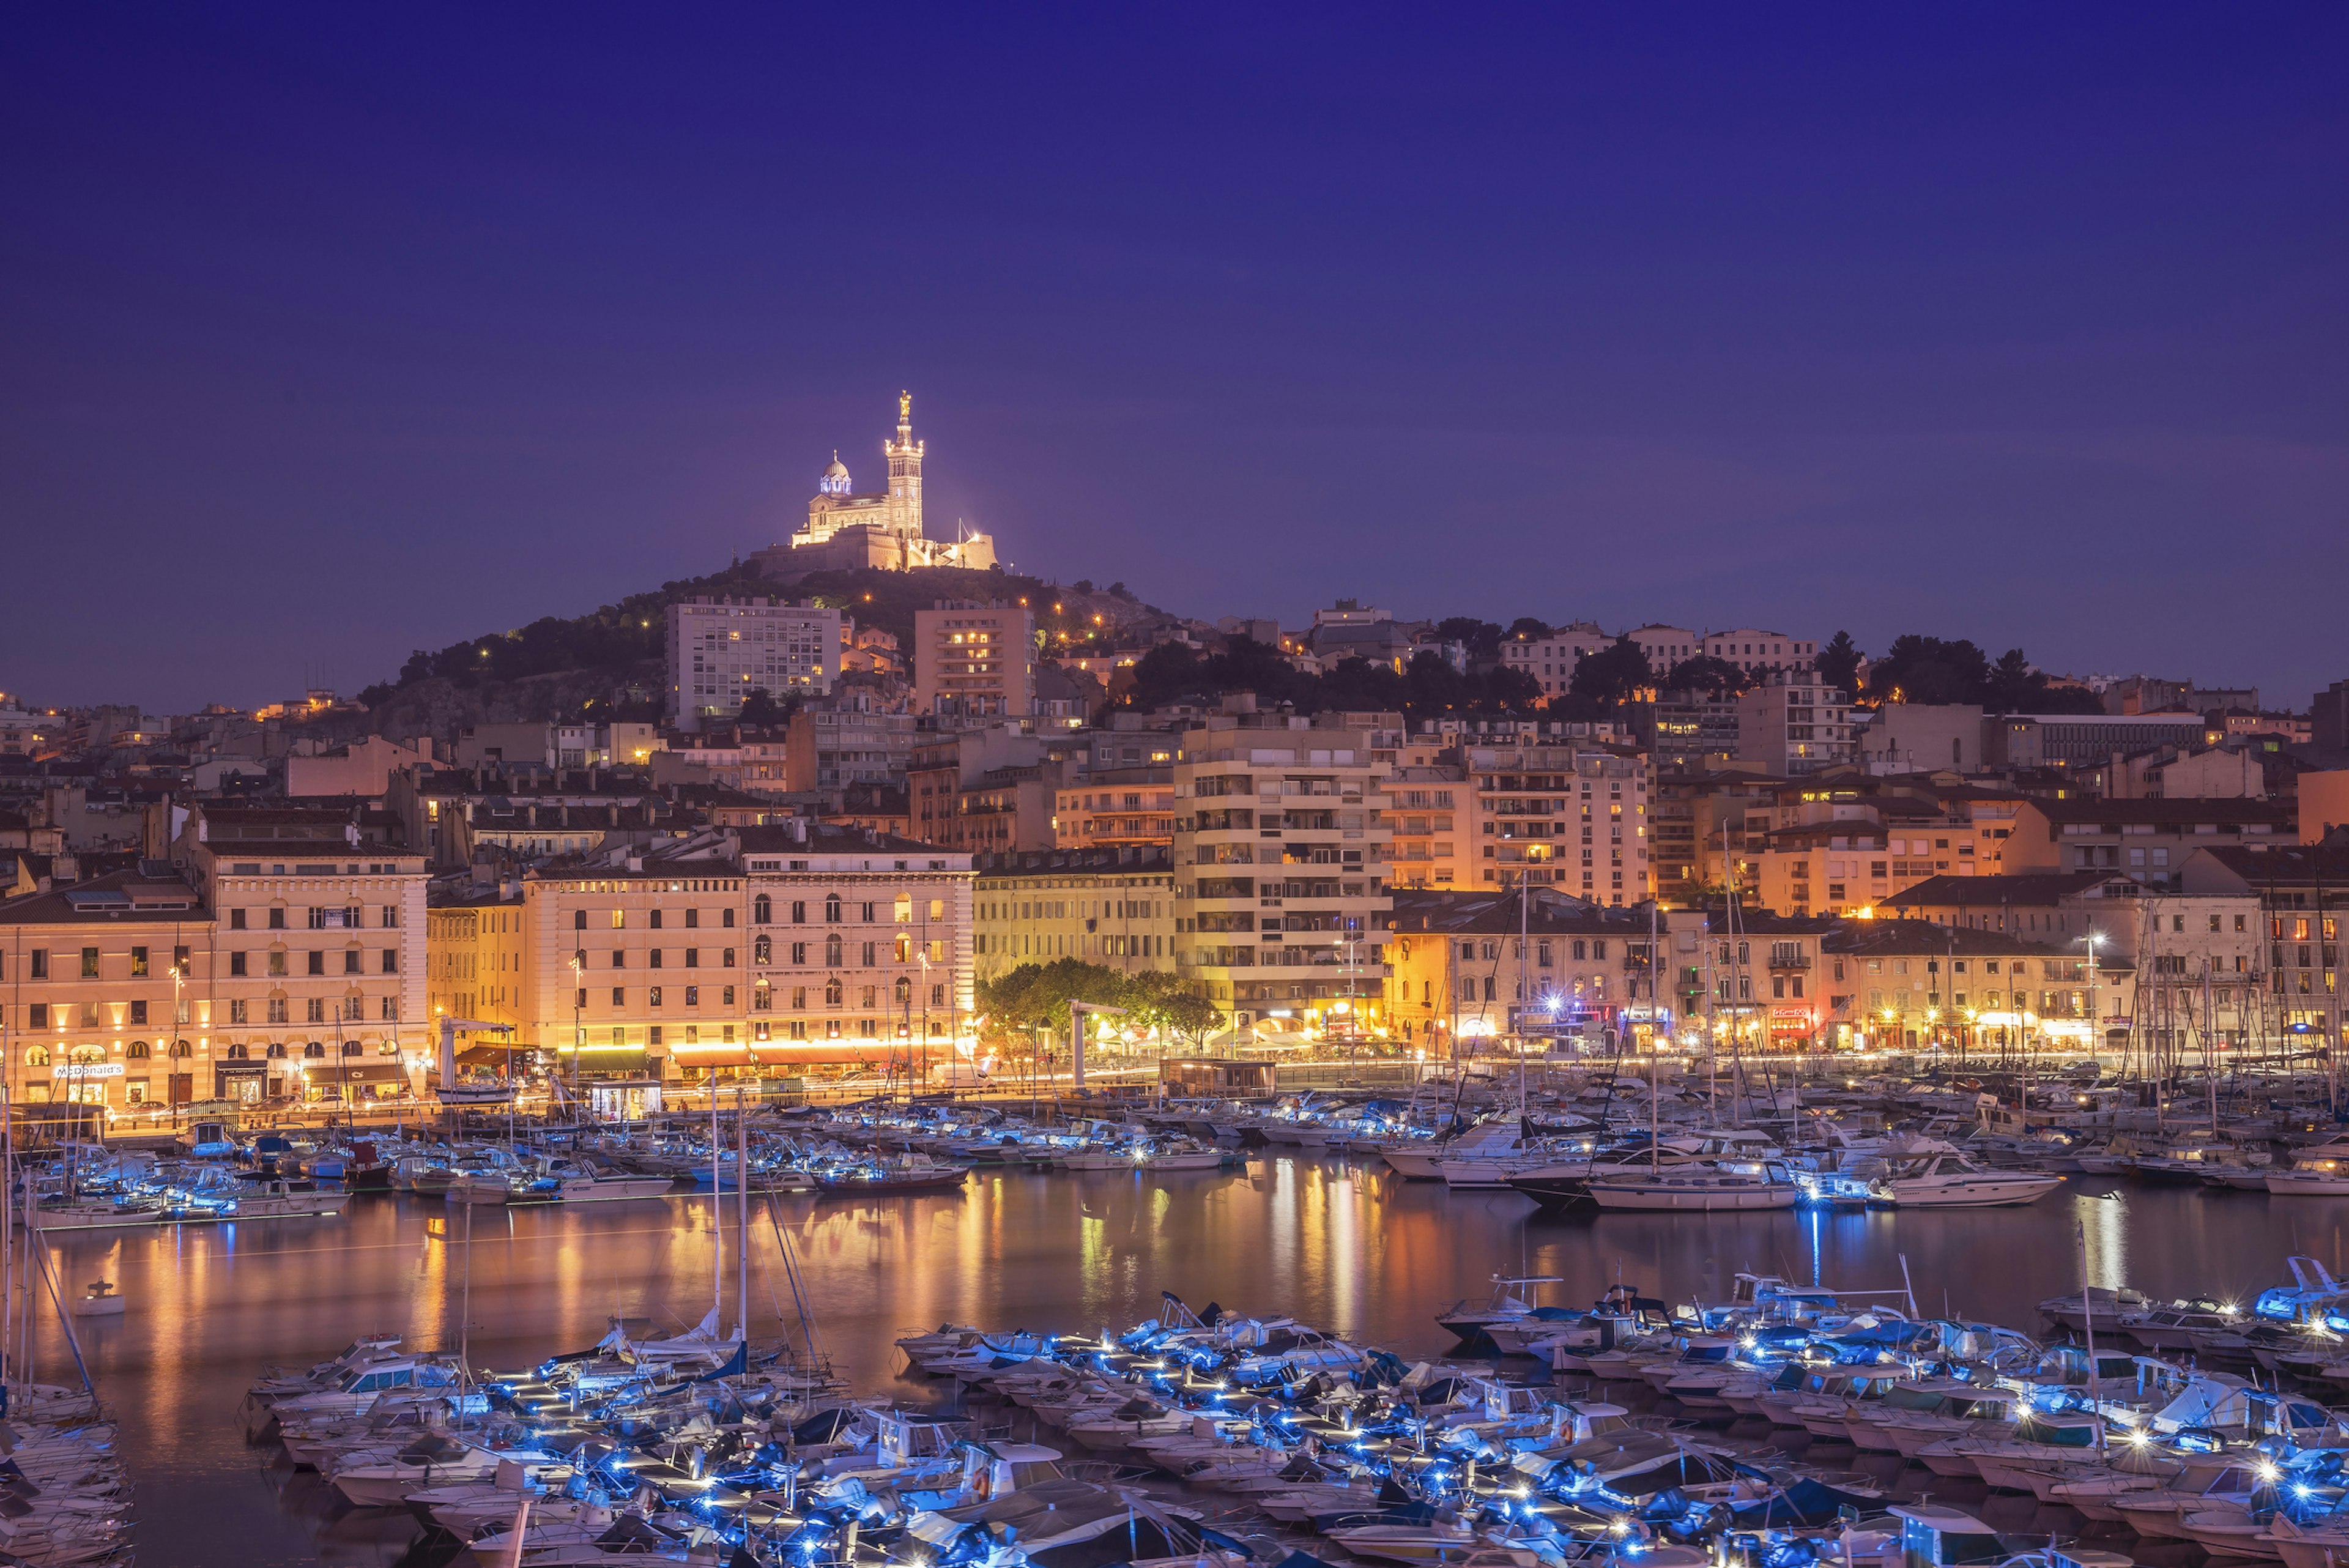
left=7, top=6, right=2345, bottom=713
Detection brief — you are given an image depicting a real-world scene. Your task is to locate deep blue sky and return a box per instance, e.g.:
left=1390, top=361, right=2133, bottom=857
left=7, top=5, right=2345, bottom=713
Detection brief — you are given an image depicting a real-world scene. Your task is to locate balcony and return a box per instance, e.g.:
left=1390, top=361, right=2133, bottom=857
left=1767, top=954, right=1813, bottom=970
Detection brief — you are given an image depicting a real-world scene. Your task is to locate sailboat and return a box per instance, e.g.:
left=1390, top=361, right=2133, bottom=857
left=431, top=1017, right=518, bottom=1107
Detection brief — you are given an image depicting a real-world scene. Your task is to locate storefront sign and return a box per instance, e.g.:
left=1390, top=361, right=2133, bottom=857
left=54, top=1063, right=125, bottom=1079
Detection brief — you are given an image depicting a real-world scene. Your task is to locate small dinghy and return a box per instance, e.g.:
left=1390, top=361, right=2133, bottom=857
left=71, top=1280, right=127, bottom=1318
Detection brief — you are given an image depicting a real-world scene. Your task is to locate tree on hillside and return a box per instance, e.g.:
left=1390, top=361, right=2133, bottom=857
left=1660, top=655, right=1753, bottom=698
left=1568, top=635, right=1654, bottom=707
left=1814, top=631, right=1863, bottom=695
left=1505, top=617, right=1554, bottom=642
left=1435, top=617, right=1506, bottom=660
left=1865, top=635, right=1993, bottom=706
left=737, top=687, right=798, bottom=729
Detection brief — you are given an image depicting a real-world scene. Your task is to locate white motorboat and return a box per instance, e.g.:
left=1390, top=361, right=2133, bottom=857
left=1871, top=1144, right=2062, bottom=1207
left=557, top=1172, right=677, bottom=1202
left=2265, top=1136, right=2349, bottom=1194
left=1584, top=1159, right=1802, bottom=1211
left=1382, top=1120, right=1520, bottom=1180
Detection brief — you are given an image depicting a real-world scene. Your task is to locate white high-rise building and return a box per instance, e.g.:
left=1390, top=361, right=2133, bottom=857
left=667, top=596, right=843, bottom=732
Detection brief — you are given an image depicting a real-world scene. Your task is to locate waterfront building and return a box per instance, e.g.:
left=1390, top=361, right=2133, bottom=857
left=1171, top=710, right=1397, bottom=1032
left=1458, top=743, right=1650, bottom=902
left=973, top=847, right=1177, bottom=981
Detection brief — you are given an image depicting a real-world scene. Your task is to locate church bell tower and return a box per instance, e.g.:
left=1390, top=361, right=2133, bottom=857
left=883, top=390, right=924, bottom=538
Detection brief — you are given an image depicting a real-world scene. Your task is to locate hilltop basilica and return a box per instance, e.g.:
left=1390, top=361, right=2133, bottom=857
left=751, top=393, right=996, bottom=580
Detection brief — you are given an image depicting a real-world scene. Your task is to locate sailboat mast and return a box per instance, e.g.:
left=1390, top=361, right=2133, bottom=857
left=711, top=1089, right=723, bottom=1326
left=737, top=1083, right=751, bottom=1343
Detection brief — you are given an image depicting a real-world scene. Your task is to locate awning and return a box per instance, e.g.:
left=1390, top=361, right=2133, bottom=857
left=456, top=1044, right=525, bottom=1067
left=216, top=1064, right=267, bottom=1078
left=672, top=1050, right=757, bottom=1069
left=315, top=1062, right=407, bottom=1082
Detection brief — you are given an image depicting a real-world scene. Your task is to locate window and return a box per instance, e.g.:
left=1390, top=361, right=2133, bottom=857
left=650, top=949, right=664, bottom=970
left=344, top=949, right=362, bottom=975
left=685, top=948, right=699, bottom=968
left=612, top=909, right=626, bottom=929
left=381, top=949, right=396, bottom=974
left=721, top=908, right=734, bottom=928
left=131, top=946, right=149, bottom=977
left=382, top=997, right=399, bottom=1021
left=230, top=951, right=248, bottom=978
left=791, top=900, right=806, bottom=923
left=824, top=978, right=842, bottom=1006
left=754, top=935, right=773, bottom=964
left=612, top=949, right=626, bottom=968
left=825, top=895, right=842, bottom=923
left=129, top=1000, right=147, bottom=1026
left=269, top=950, right=289, bottom=977
left=231, top=908, right=247, bottom=931
left=754, top=894, right=772, bottom=925
left=684, top=986, right=699, bottom=1007
left=825, top=934, right=843, bottom=967
left=267, top=997, right=290, bottom=1025
left=268, top=907, right=286, bottom=929
left=685, top=908, right=699, bottom=929
left=307, top=951, right=325, bottom=976
left=649, top=908, right=663, bottom=931
left=227, top=1000, right=247, bottom=1025
left=612, top=987, right=625, bottom=1006
left=575, top=909, right=587, bottom=930
left=80, top=947, right=98, bottom=978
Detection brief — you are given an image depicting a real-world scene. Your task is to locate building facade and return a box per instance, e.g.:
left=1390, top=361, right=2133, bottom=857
left=1734, top=672, right=1856, bottom=776
left=1171, top=712, right=1397, bottom=1031
left=1460, top=745, right=1650, bottom=902
left=973, top=849, right=1178, bottom=982
left=666, top=596, right=843, bottom=731
left=914, top=603, right=1037, bottom=717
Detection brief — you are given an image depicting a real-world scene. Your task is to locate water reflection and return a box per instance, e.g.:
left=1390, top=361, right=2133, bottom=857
left=29, top=1161, right=2349, bottom=1566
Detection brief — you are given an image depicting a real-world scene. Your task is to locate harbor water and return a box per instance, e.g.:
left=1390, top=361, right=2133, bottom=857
left=39, top=1154, right=2349, bottom=1566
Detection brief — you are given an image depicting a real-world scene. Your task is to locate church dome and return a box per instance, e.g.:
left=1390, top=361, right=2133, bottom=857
left=817, top=451, right=852, bottom=496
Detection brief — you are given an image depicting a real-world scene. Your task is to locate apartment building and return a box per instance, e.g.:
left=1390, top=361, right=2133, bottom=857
left=1702, top=630, right=1819, bottom=679
left=1987, top=712, right=2205, bottom=771
left=0, top=867, right=213, bottom=1110
left=423, top=888, right=525, bottom=1030
left=511, top=823, right=974, bottom=1082
left=1052, top=766, right=1175, bottom=850
left=737, top=823, right=974, bottom=1072
left=2181, top=844, right=2349, bottom=1036
left=785, top=700, right=916, bottom=792
left=1384, top=889, right=1702, bottom=1049
left=1460, top=745, right=1650, bottom=904
left=1627, top=626, right=1702, bottom=672
left=1650, top=693, right=1740, bottom=770
left=1735, top=671, right=1856, bottom=776
left=1825, top=920, right=2099, bottom=1052
left=2008, top=799, right=2291, bottom=888
left=914, top=602, right=1036, bottom=717
left=974, top=848, right=1177, bottom=982
left=1385, top=765, right=1468, bottom=888
left=1497, top=623, right=1611, bottom=701
left=1171, top=711, right=1397, bottom=1031
left=175, top=806, right=428, bottom=1104
left=666, top=596, right=843, bottom=731
left=0, top=804, right=431, bottom=1112
left=1680, top=912, right=1838, bottom=1050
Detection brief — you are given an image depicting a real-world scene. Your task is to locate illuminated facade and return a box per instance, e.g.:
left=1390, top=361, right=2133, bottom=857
left=1171, top=711, right=1397, bottom=1030
left=781, top=393, right=996, bottom=573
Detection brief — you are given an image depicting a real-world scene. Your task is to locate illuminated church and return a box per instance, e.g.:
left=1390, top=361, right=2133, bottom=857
left=759, top=393, right=996, bottom=578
